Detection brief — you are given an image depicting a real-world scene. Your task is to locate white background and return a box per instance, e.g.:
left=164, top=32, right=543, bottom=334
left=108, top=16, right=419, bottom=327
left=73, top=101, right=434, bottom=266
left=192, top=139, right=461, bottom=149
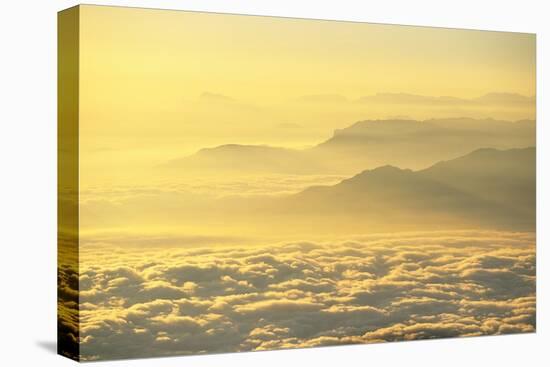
left=0, top=0, right=547, bottom=365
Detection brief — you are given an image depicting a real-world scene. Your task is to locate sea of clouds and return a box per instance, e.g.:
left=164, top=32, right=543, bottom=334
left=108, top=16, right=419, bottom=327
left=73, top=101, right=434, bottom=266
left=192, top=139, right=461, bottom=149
left=57, top=230, right=535, bottom=360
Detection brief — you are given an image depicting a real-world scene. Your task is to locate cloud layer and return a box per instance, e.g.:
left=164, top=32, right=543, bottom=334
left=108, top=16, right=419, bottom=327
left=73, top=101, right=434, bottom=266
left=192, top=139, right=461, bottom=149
left=58, top=231, right=535, bottom=360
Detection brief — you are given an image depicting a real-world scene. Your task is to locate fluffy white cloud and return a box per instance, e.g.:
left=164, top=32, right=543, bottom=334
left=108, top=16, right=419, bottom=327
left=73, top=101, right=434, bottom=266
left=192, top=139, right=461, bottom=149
left=58, top=230, right=535, bottom=360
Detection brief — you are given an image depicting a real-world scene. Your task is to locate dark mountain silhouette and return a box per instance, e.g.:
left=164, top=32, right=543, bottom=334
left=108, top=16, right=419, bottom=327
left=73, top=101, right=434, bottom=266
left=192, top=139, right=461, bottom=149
left=90, top=147, right=535, bottom=235
left=163, top=118, right=535, bottom=175
left=419, top=147, right=535, bottom=219
left=312, top=118, right=535, bottom=171
left=267, top=147, right=536, bottom=231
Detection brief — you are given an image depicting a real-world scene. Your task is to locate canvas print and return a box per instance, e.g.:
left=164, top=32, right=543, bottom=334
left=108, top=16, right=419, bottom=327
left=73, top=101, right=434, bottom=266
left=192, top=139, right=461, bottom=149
left=58, top=5, right=536, bottom=361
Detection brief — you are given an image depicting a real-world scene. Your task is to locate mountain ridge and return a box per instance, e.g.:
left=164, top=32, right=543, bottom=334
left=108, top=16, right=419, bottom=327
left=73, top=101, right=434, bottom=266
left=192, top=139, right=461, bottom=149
left=163, top=118, right=535, bottom=175
left=272, top=146, right=536, bottom=231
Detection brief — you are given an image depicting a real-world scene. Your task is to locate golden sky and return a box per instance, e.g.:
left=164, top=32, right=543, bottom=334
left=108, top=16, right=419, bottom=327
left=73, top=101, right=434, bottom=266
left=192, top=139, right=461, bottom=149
left=59, top=8, right=536, bottom=360
left=78, top=5, right=535, bottom=184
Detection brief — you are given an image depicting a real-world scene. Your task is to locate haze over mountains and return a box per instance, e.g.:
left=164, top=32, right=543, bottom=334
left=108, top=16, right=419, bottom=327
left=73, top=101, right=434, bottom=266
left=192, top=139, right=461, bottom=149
left=84, top=147, right=535, bottom=237
left=165, top=118, right=535, bottom=175
left=356, top=92, right=535, bottom=107
left=313, top=118, right=534, bottom=171
left=69, top=10, right=537, bottom=360
left=273, top=147, right=535, bottom=232
left=87, top=116, right=536, bottom=237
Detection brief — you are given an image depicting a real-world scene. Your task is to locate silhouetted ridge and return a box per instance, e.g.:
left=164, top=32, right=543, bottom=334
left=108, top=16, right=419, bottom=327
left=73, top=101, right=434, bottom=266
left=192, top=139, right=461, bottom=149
left=163, top=118, right=535, bottom=175
left=283, top=147, right=535, bottom=231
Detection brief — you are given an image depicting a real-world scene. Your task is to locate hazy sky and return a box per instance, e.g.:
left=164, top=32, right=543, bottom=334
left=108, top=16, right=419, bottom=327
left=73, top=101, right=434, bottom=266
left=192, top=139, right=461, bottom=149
left=60, top=8, right=537, bottom=361
left=78, top=5, right=535, bottom=184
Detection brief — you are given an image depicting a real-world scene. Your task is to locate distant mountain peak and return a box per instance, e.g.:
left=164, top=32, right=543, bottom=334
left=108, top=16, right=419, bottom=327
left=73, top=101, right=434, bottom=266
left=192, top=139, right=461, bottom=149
left=477, top=92, right=535, bottom=101
left=341, top=165, right=412, bottom=184
left=454, top=146, right=534, bottom=157
left=288, top=146, right=534, bottom=231
left=369, top=164, right=407, bottom=173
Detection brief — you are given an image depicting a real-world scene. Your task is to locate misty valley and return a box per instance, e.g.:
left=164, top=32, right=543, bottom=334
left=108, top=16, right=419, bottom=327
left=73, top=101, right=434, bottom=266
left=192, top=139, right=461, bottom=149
left=79, top=119, right=535, bottom=240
